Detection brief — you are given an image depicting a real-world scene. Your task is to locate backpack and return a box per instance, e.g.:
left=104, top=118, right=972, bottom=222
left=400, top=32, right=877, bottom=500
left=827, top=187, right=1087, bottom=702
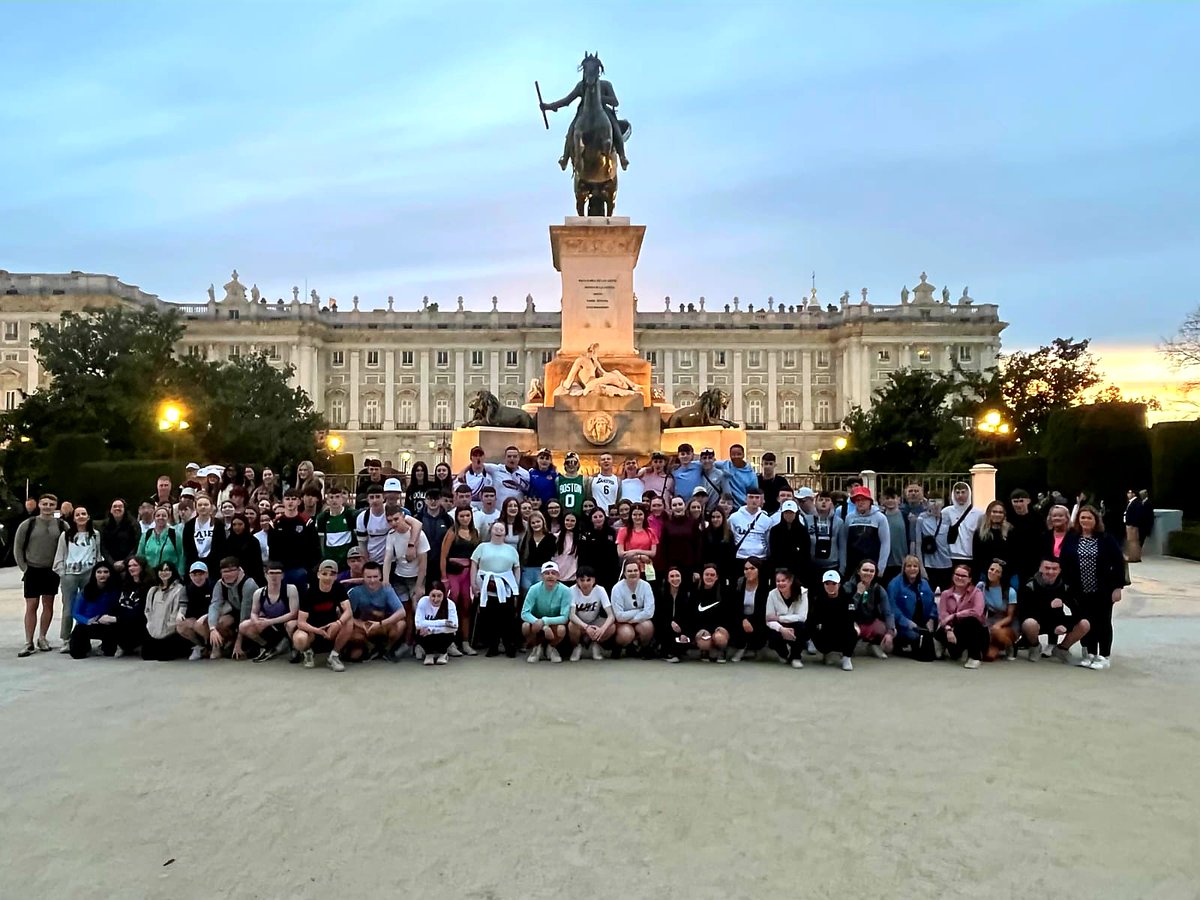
left=21, top=514, right=70, bottom=559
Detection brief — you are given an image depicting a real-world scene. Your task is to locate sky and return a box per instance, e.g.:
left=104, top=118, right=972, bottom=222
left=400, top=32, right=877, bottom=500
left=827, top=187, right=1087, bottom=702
left=1, top=0, right=1198, bottom=381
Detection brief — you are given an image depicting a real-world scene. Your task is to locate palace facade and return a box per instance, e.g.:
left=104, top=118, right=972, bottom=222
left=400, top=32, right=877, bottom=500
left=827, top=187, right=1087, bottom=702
left=0, top=269, right=1005, bottom=473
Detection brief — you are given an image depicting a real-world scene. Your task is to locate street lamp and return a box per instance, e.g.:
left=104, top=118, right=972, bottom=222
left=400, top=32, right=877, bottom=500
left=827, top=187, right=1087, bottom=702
left=326, top=433, right=344, bottom=453
left=157, top=401, right=189, bottom=460
left=976, top=409, right=1011, bottom=435
left=400, top=450, right=412, bottom=474
left=833, top=436, right=848, bottom=451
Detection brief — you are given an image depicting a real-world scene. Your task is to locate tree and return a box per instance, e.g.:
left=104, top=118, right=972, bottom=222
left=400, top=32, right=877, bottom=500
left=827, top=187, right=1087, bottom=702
left=0, top=306, right=185, bottom=453
left=180, top=353, right=324, bottom=469
left=1163, top=306, right=1200, bottom=408
left=999, top=337, right=1101, bottom=448
left=842, top=369, right=966, bottom=470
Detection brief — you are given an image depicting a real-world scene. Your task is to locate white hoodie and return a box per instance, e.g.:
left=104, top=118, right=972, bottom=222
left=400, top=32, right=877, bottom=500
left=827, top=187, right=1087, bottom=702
left=730, top=504, right=772, bottom=559
left=941, top=482, right=982, bottom=561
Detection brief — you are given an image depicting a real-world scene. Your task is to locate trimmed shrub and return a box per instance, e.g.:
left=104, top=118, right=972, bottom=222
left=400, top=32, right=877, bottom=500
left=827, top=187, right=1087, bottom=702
left=1166, top=526, right=1200, bottom=561
left=994, top=455, right=1048, bottom=500
left=62, top=460, right=176, bottom=513
left=1045, top=403, right=1150, bottom=517
left=1151, top=421, right=1200, bottom=517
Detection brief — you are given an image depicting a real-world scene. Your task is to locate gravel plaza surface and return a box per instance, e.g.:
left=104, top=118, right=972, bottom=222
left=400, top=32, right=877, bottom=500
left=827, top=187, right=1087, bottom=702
left=1, top=559, right=1198, bottom=899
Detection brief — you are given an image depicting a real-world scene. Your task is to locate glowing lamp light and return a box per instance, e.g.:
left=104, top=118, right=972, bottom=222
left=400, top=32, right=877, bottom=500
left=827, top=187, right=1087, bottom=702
left=983, top=410, right=1002, bottom=428
left=833, top=436, right=848, bottom=451
left=327, top=434, right=343, bottom=453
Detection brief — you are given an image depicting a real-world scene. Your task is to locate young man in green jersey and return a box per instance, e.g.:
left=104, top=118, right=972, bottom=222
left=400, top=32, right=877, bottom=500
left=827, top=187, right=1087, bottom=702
left=315, top=485, right=354, bottom=569
left=556, top=451, right=585, bottom=514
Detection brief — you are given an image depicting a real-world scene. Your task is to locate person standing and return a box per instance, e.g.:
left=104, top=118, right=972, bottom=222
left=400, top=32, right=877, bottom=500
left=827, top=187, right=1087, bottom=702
left=484, top=446, right=530, bottom=510
left=757, top=453, right=791, bottom=515
left=269, top=491, right=320, bottom=593
left=729, top=486, right=772, bottom=569
left=667, top=444, right=701, bottom=503
left=555, top=452, right=586, bottom=515
left=52, top=505, right=100, bottom=651
left=99, top=499, right=139, bottom=572
left=457, top=447, right=493, bottom=508
left=842, top=486, right=890, bottom=579
left=918, top=499, right=952, bottom=591
left=714, top=443, right=757, bottom=507
left=971, top=500, right=1014, bottom=586
left=181, top=495, right=226, bottom=579
left=315, top=485, right=355, bottom=571
left=527, top=449, right=559, bottom=509
left=1059, top=505, right=1126, bottom=670
left=137, top=506, right=182, bottom=570
left=768, top=500, right=811, bottom=588
left=1006, top=489, right=1044, bottom=586
left=1123, top=489, right=1144, bottom=563
left=470, top=522, right=521, bottom=657
left=942, top=482, right=982, bottom=573
left=618, top=457, right=646, bottom=503
left=879, top=489, right=908, bottom=585
left=440, top=506, right=480, bottom=653
left=589, top=452, right=620, bottom=513
left=808, top=491, right=846, bottom=590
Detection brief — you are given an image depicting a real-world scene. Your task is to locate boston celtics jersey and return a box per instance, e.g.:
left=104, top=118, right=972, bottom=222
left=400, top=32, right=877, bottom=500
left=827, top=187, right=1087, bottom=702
left=557, top=474, right=585, bottom=513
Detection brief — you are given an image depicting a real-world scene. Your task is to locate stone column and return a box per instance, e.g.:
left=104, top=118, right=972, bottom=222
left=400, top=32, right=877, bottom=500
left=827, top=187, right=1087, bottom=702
left=207, top=342, right=217, bottom=361
left=766, top=351, right=778, bottom=430
left=383, top=349, right=396, bottom=430
left=348, top=350, right=361, bottom=430
left=859, top=469, right=878, bottom=499
left=310, top=345, right=324, bottom=412
left=699, top=350, right=708, bottom=396
left=524, top=347, right=536, bottom=398
left=489, top=349, right=500, bottom=398
left=664, top=350, right=674, bottom=404
left=945, top=343, right=955, bottom=372
left=801, top=350, right=814, bottom=429
left=418, top=350, right=431, bottom=429
left=837, top=346, right=847, bottom=415
left=25, top=324, right=39, bottom=394
left=454, top=350, right=466, bottom=425
left=732, top=350, right=744, bottom=422
left=970, top=463, right=997, bottom=512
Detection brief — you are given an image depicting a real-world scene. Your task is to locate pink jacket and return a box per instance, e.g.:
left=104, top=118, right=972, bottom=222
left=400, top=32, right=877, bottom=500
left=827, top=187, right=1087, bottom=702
left=938, top=585, right=986, bottom=628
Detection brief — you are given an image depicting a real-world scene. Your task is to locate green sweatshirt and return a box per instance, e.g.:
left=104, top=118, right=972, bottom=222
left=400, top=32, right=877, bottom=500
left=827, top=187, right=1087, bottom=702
left=520, top=581, right=572, bottom=626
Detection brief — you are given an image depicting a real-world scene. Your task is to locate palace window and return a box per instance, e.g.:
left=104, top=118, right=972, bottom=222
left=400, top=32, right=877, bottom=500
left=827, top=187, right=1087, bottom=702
left=5, top=390, right=18, bottom=410
left=187, top=345, right=202, bottom=357
left=436, top=351, right=449, bottom=367
left=785, top=455, right=796, bottom=473
left=644, top=350, right=658, bottom=367
left=678, top=350, right=694, bottom=368
left=815, top=350, right=830, bottom=369
left=748, top=350, right=761, bottom=368
left=401, top=351, right=414, bottom=367
left=505, top=350, right=518, bottom=368
left=398, top=396, right=416, bottom=424
left=332, top=350, right=345, bottom=367
left=782, top=397, right=797, bottom=423
left=782, top=350, right=796, bottom=369
left=471, top=350, right=484, bottom=368
left=329, top=397, right=346, bottom=425
left=228, top=344, right=241, bottom=359
left=3, top=322, right=18, bottom=341
left=917, top=348, right=932, bottom=364
left=747, top=397, right=763, bottom=425
left=877, top=349, right=891, bottom=364
left=541, top=351, right=553, bottom=365
left=366, top=350, right=380, bottom=367
left=958, top=345, right=973, bottom=363
left=713, top=350, right=726, bottom=367
left=434, top=398, right=451, bottom=423
left=816, top=397, right=832, bottom=421
left=363, top=397, right=380, bottom=425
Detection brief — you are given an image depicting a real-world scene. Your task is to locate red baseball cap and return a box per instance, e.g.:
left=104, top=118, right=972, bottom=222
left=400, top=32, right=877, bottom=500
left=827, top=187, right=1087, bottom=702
left=850, top=486, right=874, bottom=503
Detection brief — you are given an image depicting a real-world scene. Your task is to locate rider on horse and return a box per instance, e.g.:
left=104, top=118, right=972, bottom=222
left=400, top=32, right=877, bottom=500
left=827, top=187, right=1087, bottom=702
left=540, top=53, right=630, bottom=171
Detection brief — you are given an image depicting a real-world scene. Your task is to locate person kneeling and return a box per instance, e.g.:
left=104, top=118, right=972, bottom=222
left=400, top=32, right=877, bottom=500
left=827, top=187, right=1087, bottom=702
left=765, top=567, right=808, bottom=669
left=346, top=561, right=406, bottom=662
left=809, top=570, right=857, bottom=671
left=294, top=559, right=352, bottom=672
left=239, top=561, right=300, bottom=663
left=609, top=560, right=656, bottom=659
left=844, top=560, right=896, bottom=660
left=1017, top=557, right=1090, bottom=665
left=936, top=564, right=989, bottom=669
left=521, top=561, right=572, bottom=663
left=415, top=581, right=459, bottom=666
left=567, top=566, right=614, bottom=661
left=68, top=563, right=120, bottom=658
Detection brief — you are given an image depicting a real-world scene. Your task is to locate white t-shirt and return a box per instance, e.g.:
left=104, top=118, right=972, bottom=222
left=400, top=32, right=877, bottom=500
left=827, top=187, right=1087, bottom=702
left=458, top=468, right=493, bottom=507
left=591, top=473, right=619, bottom=510
left=743, top=587, right=757, bottom=615
left=485, top=463, right=530, bottom=508
left=473, top=508, right=500, bottom=535
left=356, top=508, right=390, bottom=563
left=192, top=517, right=215, bottom=559
left=386, top=527, right=430, bottom=579
left=569, top=584, right=611, bottom=625
left=619, top=477, right=646, bottom=502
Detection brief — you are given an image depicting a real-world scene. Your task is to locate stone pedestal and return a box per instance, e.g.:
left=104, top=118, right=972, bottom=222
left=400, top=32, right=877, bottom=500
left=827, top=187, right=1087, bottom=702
left=543, top=354, right=651, bottom=407
left=549, top=217, right=645, bottom=357
left=537, top=394, right=661, bottom=461
left=451, top=426, right=538, bottom=471
left=660, top=425, right=749, bottom=459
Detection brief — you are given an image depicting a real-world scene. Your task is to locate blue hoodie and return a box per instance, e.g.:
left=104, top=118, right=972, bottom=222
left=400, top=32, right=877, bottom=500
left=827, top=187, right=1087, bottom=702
left=73, top=585, right=120, bottom=625
left=528, top=465, right=559, bottom=506
left=887, top=575, right=937, bottom=638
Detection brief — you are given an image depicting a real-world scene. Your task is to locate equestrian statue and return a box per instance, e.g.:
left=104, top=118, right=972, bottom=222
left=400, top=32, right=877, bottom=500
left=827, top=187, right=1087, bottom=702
left=538, top=52, right=632, bottom=217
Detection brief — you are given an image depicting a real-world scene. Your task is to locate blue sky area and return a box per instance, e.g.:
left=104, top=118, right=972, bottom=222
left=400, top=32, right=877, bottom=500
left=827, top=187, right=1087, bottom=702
left=1, top=1, right=1197, bottom=349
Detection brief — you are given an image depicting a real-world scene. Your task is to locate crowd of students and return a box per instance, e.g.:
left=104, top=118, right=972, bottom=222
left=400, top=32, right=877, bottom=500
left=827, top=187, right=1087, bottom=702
left=11, top=447, right=1130, bottom=672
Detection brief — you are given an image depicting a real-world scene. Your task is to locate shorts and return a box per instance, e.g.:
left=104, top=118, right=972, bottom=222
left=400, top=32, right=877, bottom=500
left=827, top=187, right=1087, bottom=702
left=23, top=566, right=60, bottom=599
left=309, top=636, right=334, bottom=653
left=391, top=574, right=418, bottom=602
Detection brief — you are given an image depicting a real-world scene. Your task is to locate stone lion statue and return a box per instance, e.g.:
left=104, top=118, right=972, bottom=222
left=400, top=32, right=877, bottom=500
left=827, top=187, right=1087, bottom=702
left=665, top=388, right=738, bottom=429
left=465, top=390, right=536, bottom=429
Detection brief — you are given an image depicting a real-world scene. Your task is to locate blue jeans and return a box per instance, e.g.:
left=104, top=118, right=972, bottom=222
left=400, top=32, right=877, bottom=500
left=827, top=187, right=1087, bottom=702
left=520, top=567, right=541, bottom=592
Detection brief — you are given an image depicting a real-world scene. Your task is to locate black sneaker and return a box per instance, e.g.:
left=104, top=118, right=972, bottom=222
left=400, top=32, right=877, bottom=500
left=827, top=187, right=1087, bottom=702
left=485, top=647, right=500, bottom=658
left=251, top=646, right=275, bottom=664
left=611, top=646, right=624, bottom=660
left=288, top=650, right=303, bottom=664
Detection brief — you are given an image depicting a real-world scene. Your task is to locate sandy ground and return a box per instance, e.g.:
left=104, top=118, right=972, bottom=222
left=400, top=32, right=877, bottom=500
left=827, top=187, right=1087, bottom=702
left=1, top=560, right=1199, bottom=900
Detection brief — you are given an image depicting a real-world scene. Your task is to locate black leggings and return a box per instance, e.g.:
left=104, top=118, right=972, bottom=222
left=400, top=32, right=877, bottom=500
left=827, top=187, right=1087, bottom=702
left=936, top=617, right=988, bottom=661
left=768, top=622, right=807, bottom=661
left=1080, top=591, right=1114, bottom=656
left=69, top=623, right=118, bottom=658
left=730, top=619, right=769, bottom=651
left=813, top=623, right=857, bottom=657
left=474, top=599, right=518, bottom=654
left=115, top=618, right=146, bottom=654
left=141, top=634, right=190, bottom=661
left=418, top=633, right=454, bottom=656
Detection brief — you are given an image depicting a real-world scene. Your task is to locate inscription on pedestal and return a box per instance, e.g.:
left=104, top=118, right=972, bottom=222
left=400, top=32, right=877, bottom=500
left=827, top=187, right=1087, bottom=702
left=581, top=277, right=616, bottom=311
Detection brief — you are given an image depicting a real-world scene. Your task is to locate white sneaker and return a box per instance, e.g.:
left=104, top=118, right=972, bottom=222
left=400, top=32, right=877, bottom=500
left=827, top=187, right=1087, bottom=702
left=841, top=656, right=854, bottom=671
left=547, top=645, right=563, bottom=664
left=414, top=645, right=426, bottom=661
left=665, top=655, right=680, bottom=663
left=327, top=651, right=345, bottom=672
left=730, top=648, right=746, bottom=663
left=461, top=643, right=478, bottom=656
left=933, top=638, right=945, bottom=659
left=591, top=643, right=604, bottom=661
left=569, top=644, right=583, bottom=662
left=526, top=647, right=540, bottom=664
left=435, top=653, right=449, bottom=665
left=188, top=646, right=204, bottom=661
left=805, top=640, right=818, bottom=655
left=1077, top=653, right=1096, bottom=668
left=302, top=649, right=315, bottom=668
left=1026, top=647, right=1040, bottom=663
left=869, top=644, right=887, bottom=660
left=423, top=654, right=436, bottom=666
left=447, top=643, right=463, bottom=657
left=963, top=658, right=981, bottom=669
left=114, top=647, right=126, bottom=659
left=1089, top=655, right=1110, bottom=670
left=791, top=658, right=804, bottom=670
left=1050, top=646, right=1073, bottom=665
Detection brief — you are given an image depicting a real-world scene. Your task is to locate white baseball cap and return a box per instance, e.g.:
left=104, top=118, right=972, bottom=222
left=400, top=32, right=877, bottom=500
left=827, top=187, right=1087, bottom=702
left=796, top=487, right=815, bottom=500
left=822, top=570, right=841, bottom=584
left=383, top=478, right=403, bottom=492
left=540, top=561, right=560, bottom=574
left=780, top=499, right=799, bottom=514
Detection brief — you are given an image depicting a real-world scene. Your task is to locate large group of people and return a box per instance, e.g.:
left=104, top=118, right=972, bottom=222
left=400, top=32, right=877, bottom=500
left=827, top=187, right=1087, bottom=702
left=11, top=447, right=1131, bottom=673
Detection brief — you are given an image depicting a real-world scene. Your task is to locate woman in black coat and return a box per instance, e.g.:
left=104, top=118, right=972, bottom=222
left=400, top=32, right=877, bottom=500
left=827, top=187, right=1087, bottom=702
left=1058, top=505, right=1127, bottom=671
